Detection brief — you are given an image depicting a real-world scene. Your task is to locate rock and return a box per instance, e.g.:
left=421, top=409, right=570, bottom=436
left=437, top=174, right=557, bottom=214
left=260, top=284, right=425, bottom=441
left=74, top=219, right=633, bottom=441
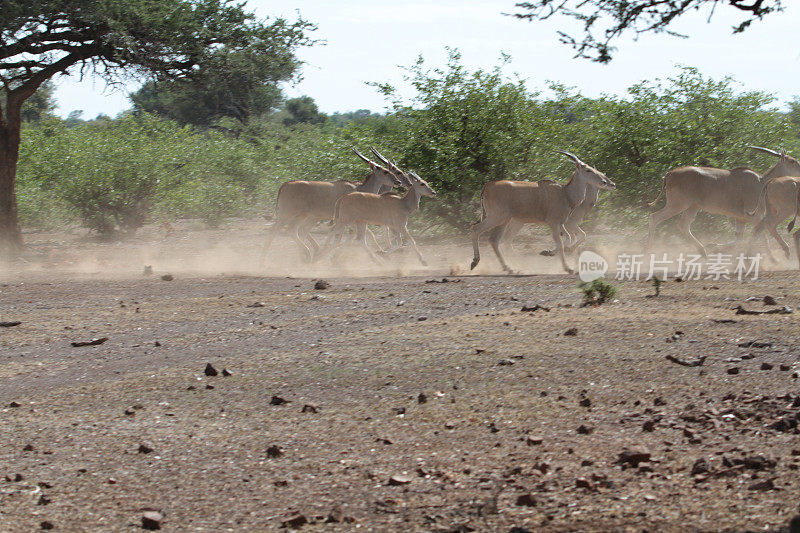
left=266, top=445, right=284, bottom=458
left=520, top=304, right=550, bottom=312
left=301, top=404, right=318, bottom=413
left=160, top=274, right=173, bottom=281
left=22, top=444, right=34, bottom=452
left=270, top=395, right=289, bottom=405
left=691, top=458, right=709, bottom=476
left=764, top=295, right=778, bottom=305
left=40, top=521, right=54, bottom=530
left=281, top=512, right=308, bottom=529
left=8, top=401, right=21, bottom=408
left=325, top=506, right=344, bottom=523
left=221, top=368, right=232, bottom=377
left=789, top=515, right=800, bottom=533
left=760, top=362, right=774, bottom=370
left=417, top=393, right=427, bottom=404
left=727, top=367, right=740, bottom=375
left=497, top=359, right=515, bottom=366
left=515, top=493, right=537, bottom=507
left=37, top=494, right=51, bottom=505
left=525, top=436, right=543, bottom=446
left=0, top=321, right=21, bottom=327
left=314, top=279, right=329, bottom=290
left=5, top=473, right=23, bottom=482
left=642, top=419, right=656, bottom=432
left=388, top=474, right=412, bottom=486
left=617, top=448, right=651, bottom=468
left=576, top=424, right=594, bottom=435
left=70, top=337, right=108, bottom=347
left=748, top=478, right=776, bottom=491
left=780, top=364, right=791, bottom=371
left=203, top=363, right=218, bottom=376
left=246, top=301, right=266, bottom=308
left=141, top=511, right=163, bottom=530
left=138, top=444, right=154, bottom=454
left=564, top=327, right=578, bottom=336
left=579, top=397, right=591, bottom=407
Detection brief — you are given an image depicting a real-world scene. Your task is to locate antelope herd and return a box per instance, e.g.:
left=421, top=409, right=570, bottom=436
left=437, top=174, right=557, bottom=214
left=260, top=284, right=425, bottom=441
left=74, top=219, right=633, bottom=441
left=262, top=145, right=800, bottom=273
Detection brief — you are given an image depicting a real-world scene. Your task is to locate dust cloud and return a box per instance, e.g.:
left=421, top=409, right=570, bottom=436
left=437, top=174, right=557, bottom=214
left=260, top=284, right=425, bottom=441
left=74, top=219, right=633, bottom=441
left=1, top=217, right=795, bottom=282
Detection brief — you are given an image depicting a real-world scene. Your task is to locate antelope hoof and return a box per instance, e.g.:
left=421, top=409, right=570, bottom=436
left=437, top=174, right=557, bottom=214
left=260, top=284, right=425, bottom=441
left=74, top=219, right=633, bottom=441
left=470, top=258, right=480, bottom=270
left=539, top=249, right=556, bottom=257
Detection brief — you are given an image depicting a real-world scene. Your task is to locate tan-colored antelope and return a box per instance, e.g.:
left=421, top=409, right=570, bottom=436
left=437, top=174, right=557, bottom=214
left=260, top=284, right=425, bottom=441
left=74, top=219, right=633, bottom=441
left=260, top=149, right=400, bottom=262
left=320, top=171, right=436, bottom=266
left=647, top=146, right=800, bottom=256
left=747, top=174, right=800, bottom=260
left=470, top=151, right=616, bottom=274
left=494, top=177, right=604, bottom=256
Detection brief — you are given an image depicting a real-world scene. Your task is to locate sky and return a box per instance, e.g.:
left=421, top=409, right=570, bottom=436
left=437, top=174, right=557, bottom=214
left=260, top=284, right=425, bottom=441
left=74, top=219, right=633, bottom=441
left=52, top=1, right=800, bottom=119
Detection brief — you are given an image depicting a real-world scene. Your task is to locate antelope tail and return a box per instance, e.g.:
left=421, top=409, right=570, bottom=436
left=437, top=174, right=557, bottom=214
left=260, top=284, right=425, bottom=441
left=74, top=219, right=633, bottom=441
left=788, top=184, right=800, bottom=233
left=746, top=182, right=769, bottom=217
left=647, top=175, right=667, bottom=207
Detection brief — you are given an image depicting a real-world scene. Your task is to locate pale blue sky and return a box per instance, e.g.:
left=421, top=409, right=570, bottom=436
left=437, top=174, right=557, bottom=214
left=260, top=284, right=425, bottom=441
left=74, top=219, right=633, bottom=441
left=52, top=1, right=800, bottom=118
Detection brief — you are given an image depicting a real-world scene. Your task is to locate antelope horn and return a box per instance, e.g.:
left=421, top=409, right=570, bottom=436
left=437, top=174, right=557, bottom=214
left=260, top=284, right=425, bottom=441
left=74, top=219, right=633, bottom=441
left=554, top=150, right=584, bottom=165
left=370, top=146, right=391, bottom=165
left=352, top=148, right=374, bottom=165
left=747, top=145, right=781, bottom=157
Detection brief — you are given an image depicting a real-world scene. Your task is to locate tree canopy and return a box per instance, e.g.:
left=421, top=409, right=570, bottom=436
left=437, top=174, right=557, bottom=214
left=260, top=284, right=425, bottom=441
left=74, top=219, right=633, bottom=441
left=0, top=0, right=314, bottom=249
left=510, top=0, right=784, bottom=62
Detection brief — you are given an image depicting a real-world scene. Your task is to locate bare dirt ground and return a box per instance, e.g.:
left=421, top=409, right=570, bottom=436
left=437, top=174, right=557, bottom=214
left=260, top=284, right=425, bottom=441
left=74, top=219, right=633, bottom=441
left=1, top=219, right=799, bottom=532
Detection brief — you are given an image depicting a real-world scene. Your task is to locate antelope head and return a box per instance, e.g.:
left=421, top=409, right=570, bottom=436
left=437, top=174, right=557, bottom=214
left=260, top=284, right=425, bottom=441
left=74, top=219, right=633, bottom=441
left=353, top=147, right=402, bottom=188
left=409, top=171, right=436, bottom=197
left=555, top=150, right=616, bottom=191
left=370, top=146, right=414, bottom=188
left=747, top=145, right=800, bottom=179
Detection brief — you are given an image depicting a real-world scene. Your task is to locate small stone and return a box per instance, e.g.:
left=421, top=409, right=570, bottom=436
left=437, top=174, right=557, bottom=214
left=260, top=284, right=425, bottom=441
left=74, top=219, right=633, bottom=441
left=497, top=359, right=515, bottom=366
left=40, top=521, right=54, bottom=530
left=204, top=363, right=218, bottom=376
left=326, top=506, right=344, bottom=523
left=301, top=404, right=318, bottom=413
left=564, top=327, right=578, bottom=336
left=748, top=478, right=776, bottom=491
left=141, top=511, right=163, bottom=530
left=780, top=364, right=791, bottom=371
left=281, top=513, right=307, bottom=529
left=760, top=362, right=774, bottom=370
left=37, top=494, right=51, bottom=505
left=221, top=368, right=232, bottom=377
left=205, top=384, right=214, bottom=390
left=266, top=445, right=284, bottom=458
left=515, top=493, right=537, bottom=507
left=764, top=295, right=778, bottom=305
left=417, top=393, right=427, bottom=404
left=576, top=424, right=594, bottom=435
left=642, top=419, right=656, bottom=432
left=617, top=448, right=651, bottom=467
left=575, top=477, right=593, bottom=490
left=727, top=367, right=740, bottom=375
left=525, top=436, right=543, bottom=446
left=138, top=444, right=153, bottom=454
left=388, top=474, right=412, bottom=486
left=270, top=395, right=289, bottom=405
left=788, top=515, right=800, bottom=533
left=691, top=458, right=709, bottom=476
left=8, top=401, right=21, bottom=408
left=579, top=398, right=591, bottom=407
left=314, top=279, right=329, bottom=290
left=22, top=444, right=34, bottom=451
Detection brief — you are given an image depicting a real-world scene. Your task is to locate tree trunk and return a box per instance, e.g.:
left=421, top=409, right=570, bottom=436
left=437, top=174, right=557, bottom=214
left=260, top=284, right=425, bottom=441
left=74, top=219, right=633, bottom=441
left=0, top=114, right=24, bottom=252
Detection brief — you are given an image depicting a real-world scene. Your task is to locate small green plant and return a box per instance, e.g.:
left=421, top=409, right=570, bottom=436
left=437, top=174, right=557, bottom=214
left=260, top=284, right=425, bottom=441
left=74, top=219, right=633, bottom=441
left=651, top=276, right=662, bottom=297
left=579, top=279, right=618, bottom=306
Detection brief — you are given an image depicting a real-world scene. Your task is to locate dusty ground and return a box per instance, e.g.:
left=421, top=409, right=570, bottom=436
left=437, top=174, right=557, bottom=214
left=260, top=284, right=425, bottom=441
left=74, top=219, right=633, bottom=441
left=1, top=220, right=800, bottom=532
